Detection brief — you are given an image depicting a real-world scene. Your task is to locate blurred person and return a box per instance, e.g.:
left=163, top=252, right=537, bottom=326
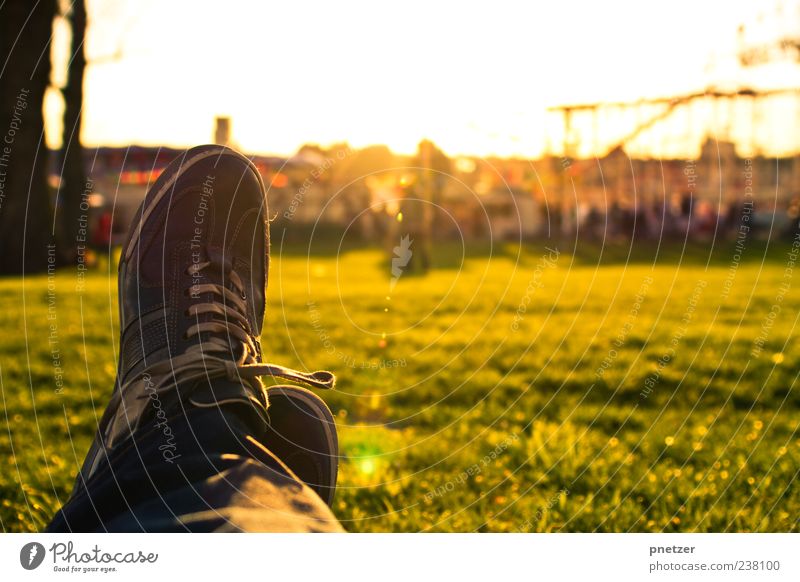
left=580, top=204, right=604, bottom=240
left=394, top=176, right=432, bottom=274
left=47, top=145, right=342, bottom=532
left=785, top=195, right=800, bottom=239
left=723, top=198, right=743, bottom=236
left=370, top=199, right=392, bottom=246
left=91, top=209, right=113, bottom=249
left=693, top=200, right=718, bottom=239
left=85, top=208, right=114, bottom=270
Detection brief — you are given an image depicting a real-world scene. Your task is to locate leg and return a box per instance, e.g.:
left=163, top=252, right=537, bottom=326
left=48, top=145, right=341, bottom=532
left=49, top=394, right=341, bottom=532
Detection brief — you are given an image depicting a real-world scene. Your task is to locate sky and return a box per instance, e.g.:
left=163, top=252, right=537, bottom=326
left=45, top=0, right=800, bottom=158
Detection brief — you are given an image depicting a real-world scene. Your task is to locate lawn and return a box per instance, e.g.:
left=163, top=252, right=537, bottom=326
left=1, top=238, right=798, bottom=532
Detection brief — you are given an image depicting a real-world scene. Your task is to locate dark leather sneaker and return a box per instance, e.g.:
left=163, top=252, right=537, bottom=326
left=264, top=385, right=339, bottom=506
left=75, top=145, right=335, bottom=493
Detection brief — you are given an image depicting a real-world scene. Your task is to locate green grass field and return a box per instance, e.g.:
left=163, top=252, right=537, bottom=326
left=1, top=239, right=798, bottom=532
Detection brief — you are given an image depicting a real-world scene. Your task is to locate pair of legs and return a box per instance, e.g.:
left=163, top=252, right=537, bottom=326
left=48, top=146, right=342, bottom=532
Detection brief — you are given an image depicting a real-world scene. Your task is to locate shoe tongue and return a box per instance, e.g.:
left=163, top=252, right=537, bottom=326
left=194, top=244, right=237, bottom=294
left=206, top=244, right=233, bottom=274
left=191, top=244, right=250, bottom=358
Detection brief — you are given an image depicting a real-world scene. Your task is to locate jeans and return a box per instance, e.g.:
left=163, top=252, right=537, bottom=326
left=47, top=391, right=343, bottom=532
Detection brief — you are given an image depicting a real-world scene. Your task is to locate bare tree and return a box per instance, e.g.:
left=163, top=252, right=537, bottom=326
left=57, top=0, right=87, bottom=264
left=0, top=0, right=57, bottom=274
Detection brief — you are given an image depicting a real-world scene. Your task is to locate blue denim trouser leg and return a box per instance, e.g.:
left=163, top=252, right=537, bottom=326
left=47, top=396, right=343, bottom=532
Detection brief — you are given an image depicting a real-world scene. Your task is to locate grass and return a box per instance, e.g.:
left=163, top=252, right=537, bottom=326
left=1, top=238, right=798, bottom=532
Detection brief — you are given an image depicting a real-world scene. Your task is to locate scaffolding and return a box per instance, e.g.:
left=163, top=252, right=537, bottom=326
left=546, top=86, right=800, bottom=237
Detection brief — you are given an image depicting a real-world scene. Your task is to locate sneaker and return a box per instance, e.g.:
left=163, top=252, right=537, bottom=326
left=264, top=385, right=339, bottom=506
left=75, top=145, right=335, bottom=491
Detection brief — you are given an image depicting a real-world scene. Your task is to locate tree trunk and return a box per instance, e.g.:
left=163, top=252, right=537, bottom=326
left=0, top=0, right=57, bottom=274
left=58, top=0, right=88, bottom=265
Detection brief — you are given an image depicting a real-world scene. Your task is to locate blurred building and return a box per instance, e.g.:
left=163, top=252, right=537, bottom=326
left=58, top=137, right=800, bottom=247
left=214, top=117, right=232, bottom=146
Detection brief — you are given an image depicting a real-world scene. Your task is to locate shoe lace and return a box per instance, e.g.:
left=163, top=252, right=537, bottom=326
left=139, top=260, right=335, bottom=402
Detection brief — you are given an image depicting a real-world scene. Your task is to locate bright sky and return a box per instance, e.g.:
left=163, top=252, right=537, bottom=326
left=46, top=0, right=800, bottom=158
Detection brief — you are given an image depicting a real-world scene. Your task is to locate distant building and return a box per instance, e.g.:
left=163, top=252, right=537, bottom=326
left=49, top=138, right=799, bottom=245
left=479, top=189, right=540, bottom=240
